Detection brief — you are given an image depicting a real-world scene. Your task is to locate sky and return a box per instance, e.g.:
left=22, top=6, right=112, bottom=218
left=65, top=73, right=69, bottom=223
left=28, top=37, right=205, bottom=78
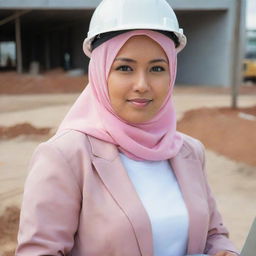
left=246, top=0, right=256, bottom=29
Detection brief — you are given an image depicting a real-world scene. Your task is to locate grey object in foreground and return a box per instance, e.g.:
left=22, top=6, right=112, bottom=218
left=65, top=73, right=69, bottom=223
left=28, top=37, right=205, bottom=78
left=240, top=218, right=256, bottom=256
left=186, top=218, right=256, bottom=256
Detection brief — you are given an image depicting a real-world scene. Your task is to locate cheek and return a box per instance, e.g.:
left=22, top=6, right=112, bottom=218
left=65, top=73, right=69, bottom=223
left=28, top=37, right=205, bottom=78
left=107, top=74, right=118, bottom=101
left=154, top=76, right=170, bottom=102
left=107, top=74, right=128, bottom=106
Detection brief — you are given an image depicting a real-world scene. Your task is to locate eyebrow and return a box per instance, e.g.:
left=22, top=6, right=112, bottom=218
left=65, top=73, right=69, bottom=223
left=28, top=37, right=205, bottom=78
left=114, top=58, right=136, bottom=63
left=149, top=59, right=168, bottom=64
left=114, top=57, right=168, bottom=64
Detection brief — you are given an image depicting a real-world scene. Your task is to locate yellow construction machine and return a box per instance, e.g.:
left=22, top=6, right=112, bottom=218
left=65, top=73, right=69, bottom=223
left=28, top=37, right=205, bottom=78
left=243, top=59, right=256, bottom=83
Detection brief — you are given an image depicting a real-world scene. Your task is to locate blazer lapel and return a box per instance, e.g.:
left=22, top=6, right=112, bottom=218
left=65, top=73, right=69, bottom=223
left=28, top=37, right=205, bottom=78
left=170, top=148, right=208, bottom=254
left=88, top=136, right=153, bottom=256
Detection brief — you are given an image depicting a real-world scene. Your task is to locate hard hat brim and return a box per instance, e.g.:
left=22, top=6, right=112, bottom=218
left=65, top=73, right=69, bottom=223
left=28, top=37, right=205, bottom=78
left=83, top=28, right=187, bottom=58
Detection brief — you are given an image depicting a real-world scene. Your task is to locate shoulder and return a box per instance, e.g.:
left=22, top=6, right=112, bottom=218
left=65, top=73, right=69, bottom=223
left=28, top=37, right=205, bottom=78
left=32, top=130, right=93, bottom=180
left=178, top=132, right=205, bottom=164
left=39, top=129, right=94, bottom=166
left=180, top=132, right=204, bottom=151
left=46, top=129, right=91, bottom=150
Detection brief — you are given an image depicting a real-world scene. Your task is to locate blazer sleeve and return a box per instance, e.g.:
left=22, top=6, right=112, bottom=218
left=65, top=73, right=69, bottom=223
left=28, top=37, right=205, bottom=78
left=16, top=142, right=82, bottom=256
left=198, top=141, right=240, bottom=255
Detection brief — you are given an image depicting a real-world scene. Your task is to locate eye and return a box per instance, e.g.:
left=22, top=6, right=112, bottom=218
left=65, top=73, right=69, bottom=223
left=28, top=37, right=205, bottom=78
left=116, top=65, right=133, bottom=72
left=151, top=66, right=165, bottom=72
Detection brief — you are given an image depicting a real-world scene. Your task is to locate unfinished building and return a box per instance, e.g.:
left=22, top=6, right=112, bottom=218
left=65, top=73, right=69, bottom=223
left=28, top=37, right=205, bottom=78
left=0, top=0, right=245, bottom=87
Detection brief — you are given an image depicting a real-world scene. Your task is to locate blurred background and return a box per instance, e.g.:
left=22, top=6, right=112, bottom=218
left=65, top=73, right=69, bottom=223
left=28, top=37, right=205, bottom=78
left=0, top=0, right=255, bottom=255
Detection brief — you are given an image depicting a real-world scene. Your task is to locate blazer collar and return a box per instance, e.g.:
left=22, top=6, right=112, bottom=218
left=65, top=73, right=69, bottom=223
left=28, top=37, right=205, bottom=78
left=170, top=155, right=206, bottom=254
left=88, top=136, right=118, bottom=161
left=88, top=135, right=153, bottom=256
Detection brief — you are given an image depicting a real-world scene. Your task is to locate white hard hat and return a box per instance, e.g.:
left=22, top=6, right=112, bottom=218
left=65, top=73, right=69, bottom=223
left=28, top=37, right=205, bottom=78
left=83, top=0, right=187, bottom=57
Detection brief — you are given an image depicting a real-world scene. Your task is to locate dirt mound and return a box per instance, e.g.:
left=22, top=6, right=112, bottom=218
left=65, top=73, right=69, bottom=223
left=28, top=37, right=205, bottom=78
left=0, top=206, right=20, bottom=256
left=0, top=123, right=51, bottom=139
left=178, top=106, right=256, bottom=166
left=0, top=70, right=87, bottom=94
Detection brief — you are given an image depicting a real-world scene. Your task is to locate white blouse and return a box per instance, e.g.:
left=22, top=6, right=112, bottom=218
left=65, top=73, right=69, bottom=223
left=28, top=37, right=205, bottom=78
left=119, top=153, right=189, bottom=256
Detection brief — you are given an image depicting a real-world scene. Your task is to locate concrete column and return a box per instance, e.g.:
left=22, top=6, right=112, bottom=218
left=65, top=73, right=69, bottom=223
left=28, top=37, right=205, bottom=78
left=15, top=15, right=23, bottom=73
left=231, top=0, right=246, bottom=108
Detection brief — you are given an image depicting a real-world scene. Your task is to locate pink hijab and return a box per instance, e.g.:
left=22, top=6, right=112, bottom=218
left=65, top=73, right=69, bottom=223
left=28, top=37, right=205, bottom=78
left=58, top=30, right=183, bottom=161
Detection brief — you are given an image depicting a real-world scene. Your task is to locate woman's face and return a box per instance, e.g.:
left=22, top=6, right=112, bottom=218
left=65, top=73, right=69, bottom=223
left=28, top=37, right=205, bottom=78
left=107, top=35, right=170, bottom=123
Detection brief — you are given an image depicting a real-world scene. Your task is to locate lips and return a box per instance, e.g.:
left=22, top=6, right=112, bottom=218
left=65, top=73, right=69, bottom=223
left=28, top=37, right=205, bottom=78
left=127, top=98, right=152, bottom=107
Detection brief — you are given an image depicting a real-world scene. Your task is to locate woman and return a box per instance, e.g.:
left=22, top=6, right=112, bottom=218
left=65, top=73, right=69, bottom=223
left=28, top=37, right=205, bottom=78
left=16, top=0, right=239, bottom=256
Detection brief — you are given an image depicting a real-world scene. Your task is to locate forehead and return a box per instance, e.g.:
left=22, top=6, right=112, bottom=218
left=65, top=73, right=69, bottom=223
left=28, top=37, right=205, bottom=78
left=116, top=35, right=167, bottom=58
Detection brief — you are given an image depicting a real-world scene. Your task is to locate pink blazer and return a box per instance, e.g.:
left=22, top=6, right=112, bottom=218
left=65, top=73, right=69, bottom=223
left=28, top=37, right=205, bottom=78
left=16, top=130, right=238, bottom=256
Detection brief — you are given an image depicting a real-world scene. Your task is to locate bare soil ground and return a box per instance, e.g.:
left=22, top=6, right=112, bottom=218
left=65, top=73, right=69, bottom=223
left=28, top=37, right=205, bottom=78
left=177, top=106, right=256, bottom=166
left=0, top=207, right=20, bottom=256
left=0, top=71, right=255, bottom=256
left=0, top=123, right=51, bottom=140
left=0, top=70, right=87, bottom=94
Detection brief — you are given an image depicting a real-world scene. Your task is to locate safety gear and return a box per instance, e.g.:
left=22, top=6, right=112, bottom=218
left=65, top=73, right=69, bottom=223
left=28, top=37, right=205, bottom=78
left=83, top=0, right=186, bottom=57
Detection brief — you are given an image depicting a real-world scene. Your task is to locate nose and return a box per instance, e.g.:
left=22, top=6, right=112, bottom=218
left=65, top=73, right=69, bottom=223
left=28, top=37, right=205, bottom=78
left=133, top=71, right=149, bottom=93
